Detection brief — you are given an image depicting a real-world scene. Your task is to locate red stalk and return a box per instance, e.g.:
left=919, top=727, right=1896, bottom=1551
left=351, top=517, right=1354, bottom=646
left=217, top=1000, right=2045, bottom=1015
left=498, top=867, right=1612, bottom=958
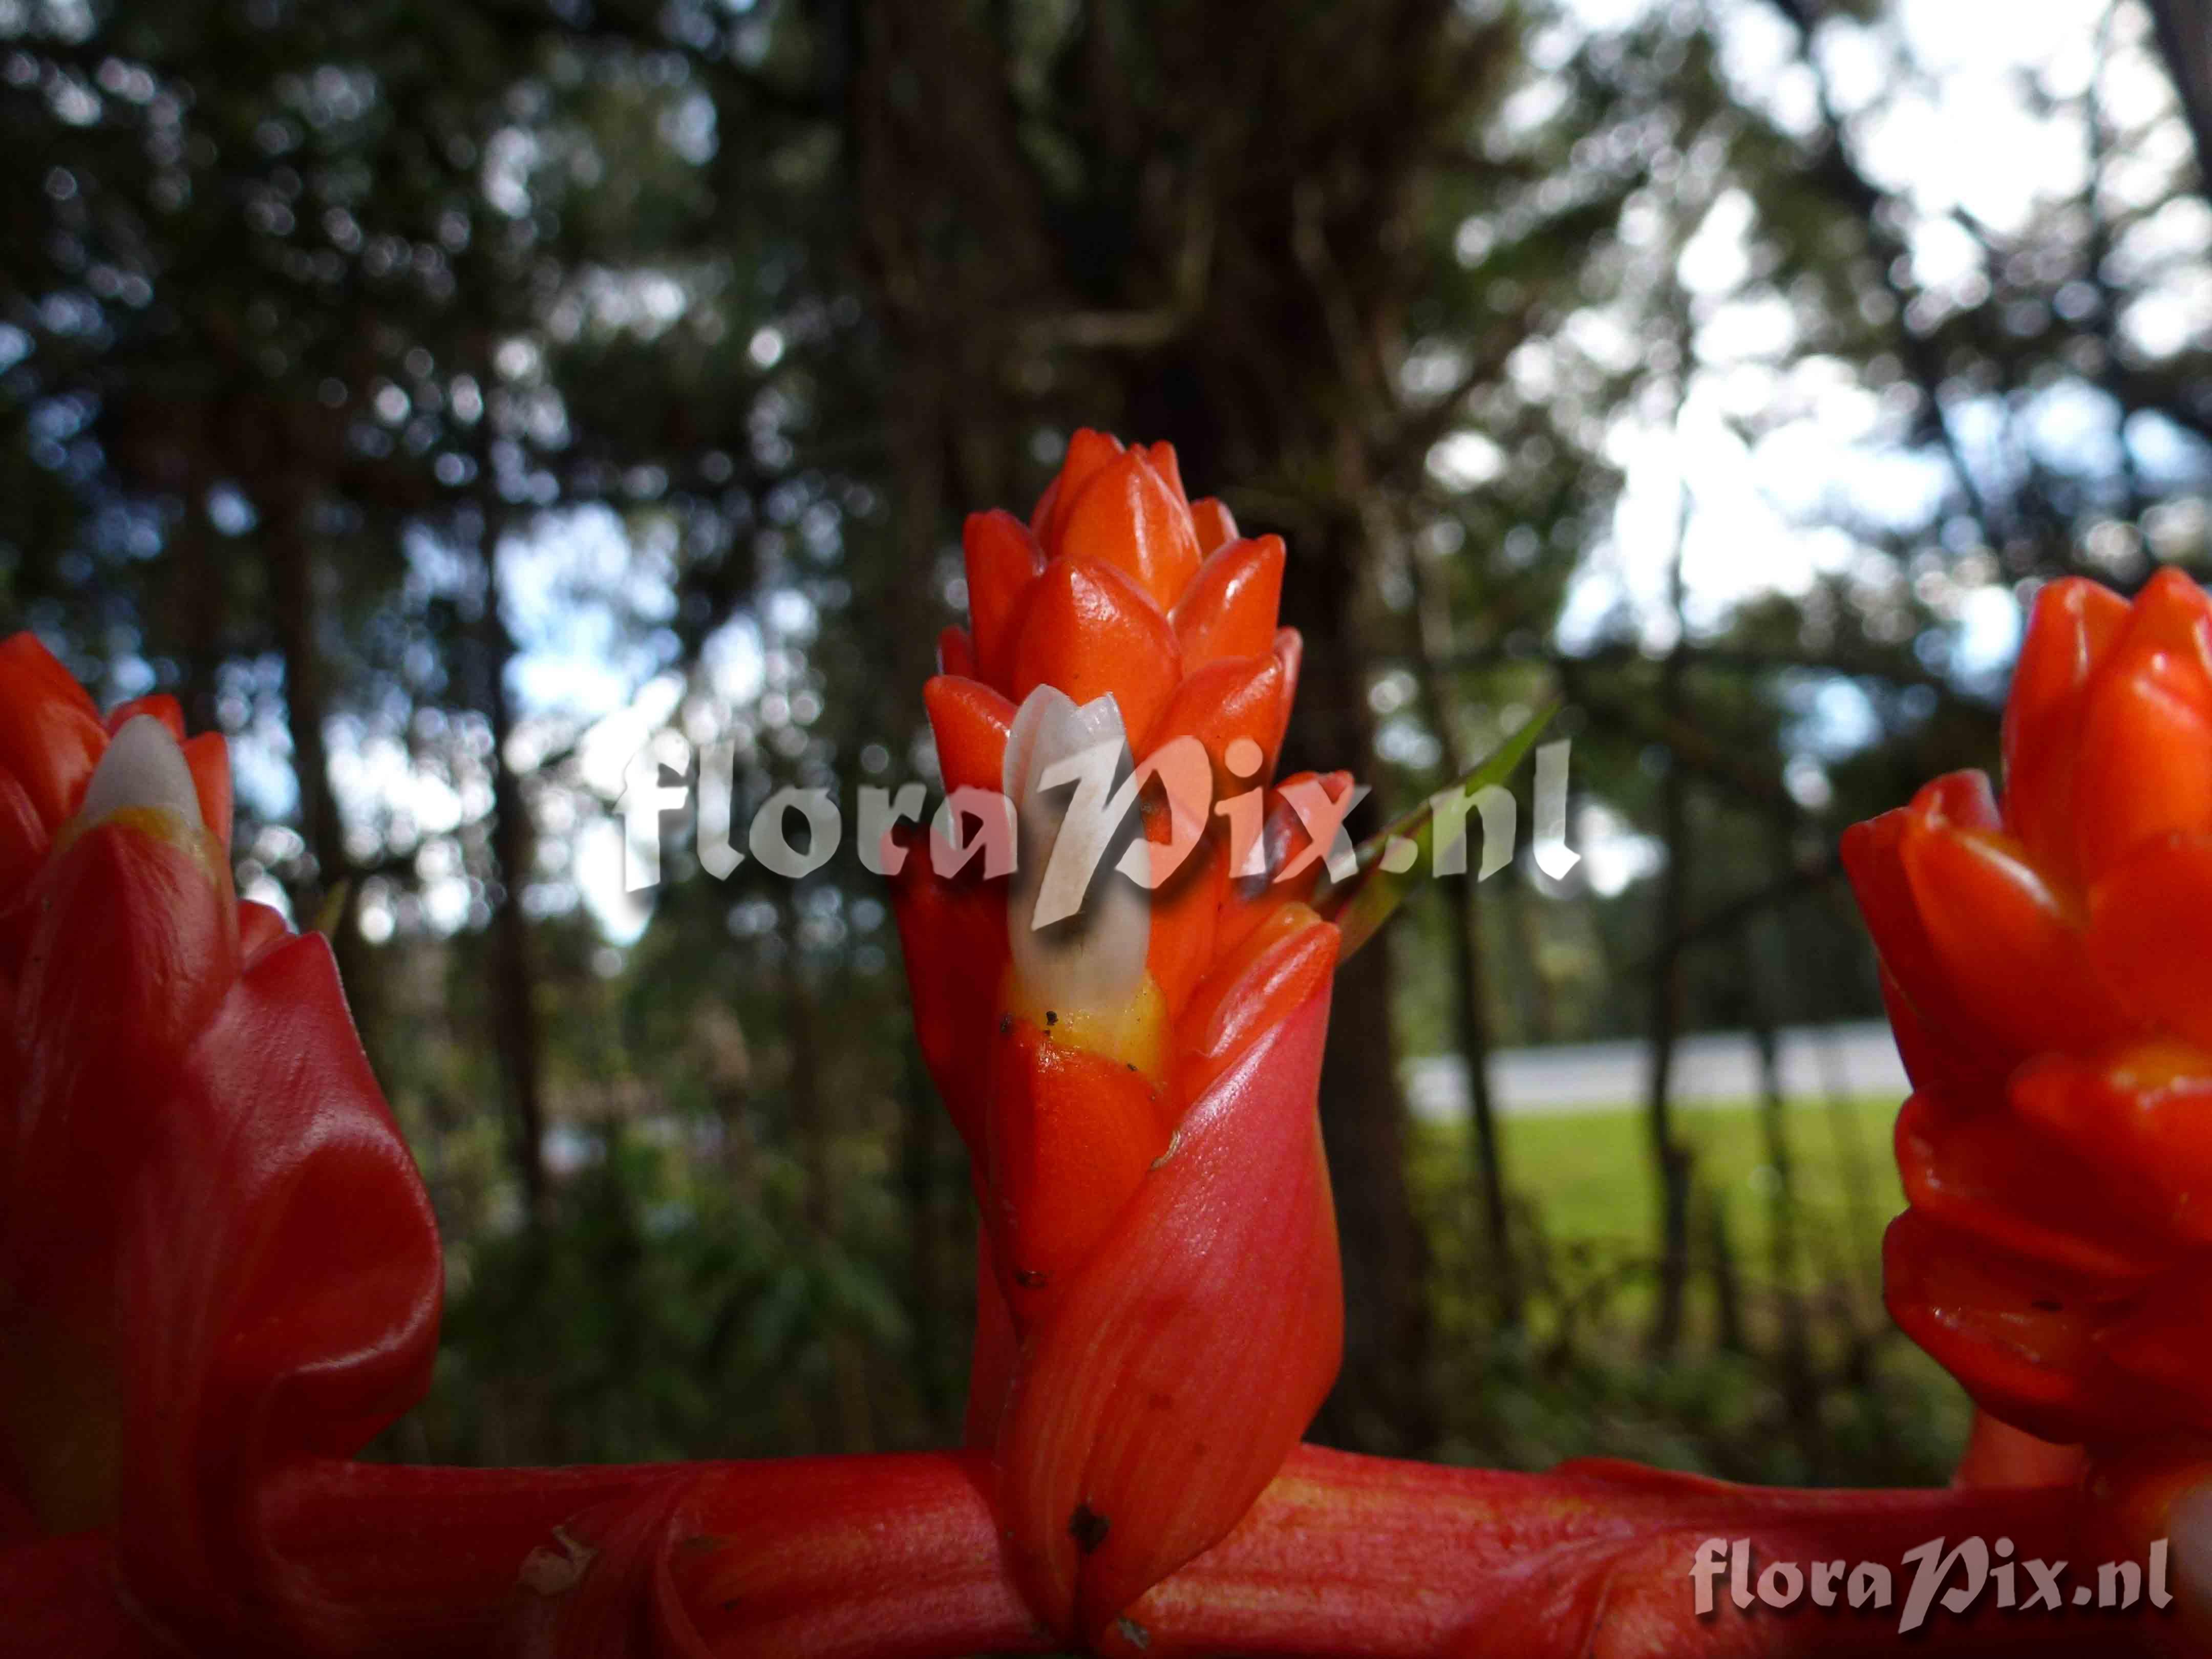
left=131, top=1448, right=2147, bottom=1657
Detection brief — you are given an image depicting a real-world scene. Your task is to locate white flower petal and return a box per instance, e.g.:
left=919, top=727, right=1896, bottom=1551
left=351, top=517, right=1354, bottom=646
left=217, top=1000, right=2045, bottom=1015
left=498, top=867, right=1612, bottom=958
left=1004, top=686, right=1148, bottom=1018
left=78, top=714, right=202, bottom=831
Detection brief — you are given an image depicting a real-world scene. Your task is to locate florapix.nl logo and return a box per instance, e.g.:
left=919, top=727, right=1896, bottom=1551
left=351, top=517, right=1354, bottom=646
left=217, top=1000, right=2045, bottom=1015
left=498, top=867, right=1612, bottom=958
left=612, top=728, right=1578, bottom=924
left=1691, top=1535, right=2176, bottom=1634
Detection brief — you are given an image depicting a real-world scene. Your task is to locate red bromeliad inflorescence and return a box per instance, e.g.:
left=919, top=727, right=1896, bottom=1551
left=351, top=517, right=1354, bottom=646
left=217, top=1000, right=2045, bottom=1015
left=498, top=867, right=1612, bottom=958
left=0, top=636, right=442, bottom=1653
left=1843, top=570, right=2212, bottom=1451
left=889, top=430, right=1346, bottom=1642
left=3, top=448, right=2203, bottom=1657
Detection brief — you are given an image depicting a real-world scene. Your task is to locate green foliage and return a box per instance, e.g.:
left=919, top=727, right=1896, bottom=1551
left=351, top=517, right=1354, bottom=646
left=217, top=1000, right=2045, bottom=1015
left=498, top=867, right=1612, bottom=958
left=1411, top=1105, right=1967, bottom=1487
left=397, top=1121, right=931, bottom=1465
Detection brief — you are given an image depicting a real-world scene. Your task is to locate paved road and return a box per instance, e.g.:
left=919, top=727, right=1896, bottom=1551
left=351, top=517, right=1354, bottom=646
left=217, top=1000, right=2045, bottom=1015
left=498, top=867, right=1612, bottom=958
left=1403, top=1019, right=1910, bottom=1121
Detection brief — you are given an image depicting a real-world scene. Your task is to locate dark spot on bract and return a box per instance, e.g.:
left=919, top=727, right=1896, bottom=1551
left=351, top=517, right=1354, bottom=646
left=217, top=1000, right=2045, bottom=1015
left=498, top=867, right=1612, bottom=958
left=1014, top=1267, right=1049, bottom=1288
left=2031, top=1298, right=2062, bottom=1311
left=1069, top=1502, right=1110, bottom=1554
left=1045, top=1009, right=1058, bottom=1026
left=999, top=1013, right=1014, bottom=1035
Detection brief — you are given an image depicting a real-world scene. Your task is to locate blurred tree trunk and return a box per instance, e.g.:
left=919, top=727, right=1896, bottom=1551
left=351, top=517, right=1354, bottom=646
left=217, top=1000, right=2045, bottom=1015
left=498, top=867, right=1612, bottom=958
left=1820, top=884, right=1890, bottom=1320
left=1704, top=1190, right=1744, bottom=1354
left=264, top=500, right=378, bottom=1041
left=1644, top=670, right=1695, bottom=1355
left=2149, top=0, right=2212, bottom=196
left=169, top=497, right=225, bottom=737
left=1644, top=752, right=1693, bottom=1358
left=1506, top=880, right=1555, bottom=1045
left=475, top=522, right=549, bottom=1220
left=1446, top=884, right=1515, bottom=1324
left=1409, top=548, right=1519, bottom=1329
left=1746, top=912, right=1818, bottom=1469
left=1642, top=479, right=1697, bottom=1357
left=1282, top=508, right=1435, bottom=1452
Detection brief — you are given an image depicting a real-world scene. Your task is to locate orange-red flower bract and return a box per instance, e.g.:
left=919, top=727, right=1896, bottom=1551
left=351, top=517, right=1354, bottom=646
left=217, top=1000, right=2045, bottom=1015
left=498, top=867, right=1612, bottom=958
left=0, top=634, right=442, bottom=1649
left=1844, top=569, right=2212, bottom=1447
left=889, top=432, right=1345, bottom=1641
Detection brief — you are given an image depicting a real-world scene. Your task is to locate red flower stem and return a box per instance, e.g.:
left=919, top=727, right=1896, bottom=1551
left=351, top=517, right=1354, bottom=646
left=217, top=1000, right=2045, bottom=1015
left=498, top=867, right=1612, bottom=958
left=1122, top=1447, right=2114, bottom=1657
left=235, top=1446, right=2142, bottom=1657
left=253, top=1458, right=683, bottom=1655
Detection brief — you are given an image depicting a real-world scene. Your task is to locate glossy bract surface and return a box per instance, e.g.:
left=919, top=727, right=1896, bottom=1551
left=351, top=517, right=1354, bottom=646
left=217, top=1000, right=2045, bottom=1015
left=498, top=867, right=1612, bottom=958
left=1846, top=571, right=2212, bottom=1444
left=0, top=634, right=441, bottom=1649
left=889, top=432, right=1345, bottom=1640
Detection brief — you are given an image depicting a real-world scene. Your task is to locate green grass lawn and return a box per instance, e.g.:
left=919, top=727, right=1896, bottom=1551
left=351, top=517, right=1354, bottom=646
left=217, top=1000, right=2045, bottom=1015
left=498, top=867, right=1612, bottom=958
left=1493, top=1096, right=1908, bottom=1286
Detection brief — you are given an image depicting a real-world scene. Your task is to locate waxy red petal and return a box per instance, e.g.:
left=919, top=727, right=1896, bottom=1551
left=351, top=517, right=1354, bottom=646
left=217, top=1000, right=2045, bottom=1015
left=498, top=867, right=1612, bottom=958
left=3, top=798, right=441, bottom=1641
left=962, top=509, right=1045, bottom=690
left=1898, top=814, right=2131, bottom=1056
left=1882, top=1209, right=2112, bottom=1443
left=995, top=989, right=1341, bottom=1642
left=238, top=899, right=292, bottom=969
left=937, top=625, right=977, bottom=680
left=1144, top=835, right=1224, bottom=1027
left=2068, top=568, right=2212, bottom=882
left=107, top=932, right=441, bottom=1642
left=1033, top=429, right=1125, bottom=554
left=2087, top=832, right=2212, bottom=1053
left=0, top=634, right=105, bottom=827
left=887, top=861, right=1009, bottom=1157
left=16, top=818, right=238, bottom=1078
left=1056, top=450, right=1204, bottom=613
left=1011, top=559, right=1181, bottom=752
left=1143, top=442, right=1187, bottom=511
left=2095, top=1276, right=2212, bottom=1424
left=986, top=1024, right=1167, bottom=1313
left=181, top=733, right=231, bottom=848
left=923, top=675, right=1016, bottom=797
left=0, top=771, right=48, bottom=899
left=1210, top=772, right=1347, bottom=952
left=1169, top=536, right=1285, bottom=670
left=1187, top=498, right=1238, bottom=555
left=1842, top=803, right=2015, bottom=1081
left=1175, top=904, right=1339, bottom=1103
left=1870, top=961, right=1998, bottom=1103
left=1144, top=652, right=1289, bottom=784
left=103, top=696, right=184, bottom=741
left=1893, top=1089, right=2163, bottom=1279
left=2002, top=577, right=2129, bottom=888
left=2013, top=1043, right=2212, bottom=1246
left=1270, top=629, right=1302, bottom=756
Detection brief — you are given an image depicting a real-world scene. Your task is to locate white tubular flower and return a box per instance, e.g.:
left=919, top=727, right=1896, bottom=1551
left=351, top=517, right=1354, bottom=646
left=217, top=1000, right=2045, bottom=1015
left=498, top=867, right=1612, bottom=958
left=1002, top=687, right=1152, bottom=1041
left=77, top=715, right=203, bottom=833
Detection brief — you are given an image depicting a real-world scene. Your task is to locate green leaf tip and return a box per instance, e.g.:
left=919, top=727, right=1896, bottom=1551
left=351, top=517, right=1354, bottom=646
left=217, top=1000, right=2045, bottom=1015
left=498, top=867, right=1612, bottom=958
left=1317, top=698, right=1559, bottom=961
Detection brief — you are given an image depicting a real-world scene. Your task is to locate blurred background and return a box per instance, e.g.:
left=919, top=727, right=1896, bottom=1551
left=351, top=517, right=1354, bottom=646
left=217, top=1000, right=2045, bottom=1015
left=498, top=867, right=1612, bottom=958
left=5, top=0, right=2208, bottom=1485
